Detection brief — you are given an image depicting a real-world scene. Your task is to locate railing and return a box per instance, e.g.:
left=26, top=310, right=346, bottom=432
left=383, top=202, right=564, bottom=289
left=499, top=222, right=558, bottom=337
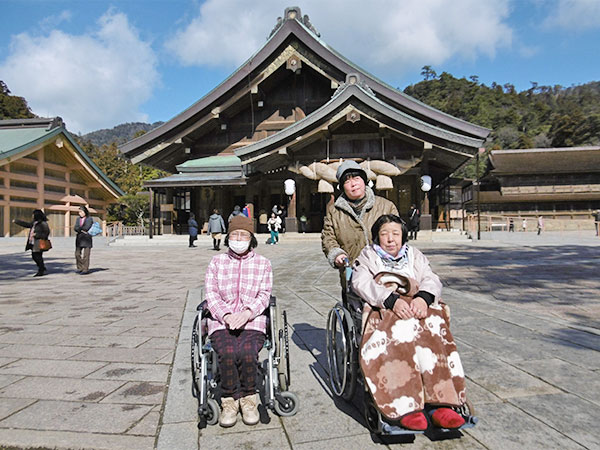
left=466, top=213, right=599, bottom=234
left=105, top=222, right=148, bottom=239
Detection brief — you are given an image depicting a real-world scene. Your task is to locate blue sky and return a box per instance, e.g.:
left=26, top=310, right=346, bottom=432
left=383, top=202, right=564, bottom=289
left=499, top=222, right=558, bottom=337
left=1, top=0, right=599, bottom=134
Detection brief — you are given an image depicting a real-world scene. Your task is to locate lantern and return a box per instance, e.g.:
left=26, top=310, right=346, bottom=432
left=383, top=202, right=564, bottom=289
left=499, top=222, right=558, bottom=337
left=284, top=179, right=296, bottom=196
left=420, top=175, right=432, bottom=192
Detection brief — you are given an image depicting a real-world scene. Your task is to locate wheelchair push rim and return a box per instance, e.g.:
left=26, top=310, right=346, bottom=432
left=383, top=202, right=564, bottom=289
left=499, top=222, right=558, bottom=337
left=326, top=303, right=357, bottom=400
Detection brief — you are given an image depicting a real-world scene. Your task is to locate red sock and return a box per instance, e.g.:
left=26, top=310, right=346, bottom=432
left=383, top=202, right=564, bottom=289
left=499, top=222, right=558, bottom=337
left=431, top=408, right=465, bottom=429
left=400, top=411, right=428, bottom=431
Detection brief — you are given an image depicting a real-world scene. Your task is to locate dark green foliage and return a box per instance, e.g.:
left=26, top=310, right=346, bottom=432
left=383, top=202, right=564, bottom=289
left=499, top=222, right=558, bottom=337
left=0, top=81, right=35, bottom=119
left=106, top=193, right=150, bottom=225
left=76, top=139, right=168, bottom=196
left=405, top=69, right=600, bottom=176
left=80, top=121, right=163, bottom=147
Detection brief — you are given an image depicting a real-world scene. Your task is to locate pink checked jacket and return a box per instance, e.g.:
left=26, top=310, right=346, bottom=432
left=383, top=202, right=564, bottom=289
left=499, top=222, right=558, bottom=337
left=204, top=249, right=273, bottom=335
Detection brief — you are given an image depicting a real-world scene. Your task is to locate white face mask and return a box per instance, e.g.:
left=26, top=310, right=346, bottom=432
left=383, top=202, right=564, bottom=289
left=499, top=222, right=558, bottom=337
left=229, top=239, right=250, bottom=254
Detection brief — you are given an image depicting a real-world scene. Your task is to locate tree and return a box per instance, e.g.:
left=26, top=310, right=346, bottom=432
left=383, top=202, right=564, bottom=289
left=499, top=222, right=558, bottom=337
left=420, top=65, right=437, bottom=81
left=107, top=194, right=150, bottom=226
left=0, top=81, right=35, bottom=119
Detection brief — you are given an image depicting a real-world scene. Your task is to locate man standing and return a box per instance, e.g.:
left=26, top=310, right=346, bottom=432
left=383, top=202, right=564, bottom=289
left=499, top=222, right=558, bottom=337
left=321, top=160, right=398, bottom=293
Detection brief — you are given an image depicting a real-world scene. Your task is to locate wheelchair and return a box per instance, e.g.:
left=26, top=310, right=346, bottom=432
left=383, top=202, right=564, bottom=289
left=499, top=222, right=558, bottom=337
left=191, top=294, right=299, bottom=428
left=325, top=261, right=478, bottom=436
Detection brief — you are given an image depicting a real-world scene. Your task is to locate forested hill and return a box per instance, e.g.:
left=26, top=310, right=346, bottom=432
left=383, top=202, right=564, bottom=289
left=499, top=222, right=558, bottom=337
left=81, top=121, right=164, bottom=147
left=0, top=81, right=35, bottom=120
left=403, top=69, right=600, bottom=149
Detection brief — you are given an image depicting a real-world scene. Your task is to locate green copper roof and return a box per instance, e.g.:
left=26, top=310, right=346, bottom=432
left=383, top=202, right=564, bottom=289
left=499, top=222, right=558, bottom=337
left=0, top=127, right=54, bottom=157
left=177, top=155, right=242, bottom=172
left=0, top=118, right=124, bottom=197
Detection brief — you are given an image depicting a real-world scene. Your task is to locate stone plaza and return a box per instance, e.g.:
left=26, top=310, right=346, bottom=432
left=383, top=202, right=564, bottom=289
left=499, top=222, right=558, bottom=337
left=0, top=232, right=599, bottom=449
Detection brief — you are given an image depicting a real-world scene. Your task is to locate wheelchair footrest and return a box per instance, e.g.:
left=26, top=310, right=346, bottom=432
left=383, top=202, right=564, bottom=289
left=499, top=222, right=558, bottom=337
left=380, top=421, right=425, bottom=435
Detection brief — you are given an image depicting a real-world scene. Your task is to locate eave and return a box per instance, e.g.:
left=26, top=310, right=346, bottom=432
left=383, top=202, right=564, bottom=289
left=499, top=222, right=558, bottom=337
left=120, top=11, right=489, bottom=163
left=233, top=78, right=485, bottom=172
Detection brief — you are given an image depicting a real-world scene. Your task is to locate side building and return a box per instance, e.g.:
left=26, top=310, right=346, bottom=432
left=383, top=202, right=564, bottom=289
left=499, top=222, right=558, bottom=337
left=462, top=146, right=600, bottom=231
left=121, top=7, right=490, bottom=234
left=0, top=117, right=124, bottom=237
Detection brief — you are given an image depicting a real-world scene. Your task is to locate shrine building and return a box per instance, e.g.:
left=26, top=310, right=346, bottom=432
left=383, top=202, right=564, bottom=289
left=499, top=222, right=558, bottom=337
left=120, top=7, right=490, bottom=234
left=1, top=117, right=123, bottom=237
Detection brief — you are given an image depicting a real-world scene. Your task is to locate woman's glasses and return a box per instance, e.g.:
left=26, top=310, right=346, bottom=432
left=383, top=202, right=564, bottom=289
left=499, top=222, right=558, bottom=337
left=229, top=231, right=251, bottom=241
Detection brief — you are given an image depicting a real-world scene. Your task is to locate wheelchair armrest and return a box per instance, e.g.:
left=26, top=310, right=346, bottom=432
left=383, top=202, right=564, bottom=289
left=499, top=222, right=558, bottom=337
left=197, top=300, right=213, bottom=320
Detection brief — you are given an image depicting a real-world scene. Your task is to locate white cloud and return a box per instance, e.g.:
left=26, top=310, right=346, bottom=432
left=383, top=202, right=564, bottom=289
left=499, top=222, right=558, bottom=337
left=0, top=10, right=159, bottom=134
left=165, top=0, right=512, bottom=75
left=542, top=0, right=600, bottom=30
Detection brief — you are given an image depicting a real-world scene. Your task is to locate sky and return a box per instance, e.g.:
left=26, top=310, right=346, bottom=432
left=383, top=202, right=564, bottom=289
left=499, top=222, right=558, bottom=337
left=1, top=0, right=599, bottom=135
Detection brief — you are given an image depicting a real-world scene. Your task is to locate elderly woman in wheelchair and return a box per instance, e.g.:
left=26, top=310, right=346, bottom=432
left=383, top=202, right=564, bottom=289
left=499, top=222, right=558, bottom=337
left=327, top=214, right=475, bottom=435
left=192, top=215, right=298, bottom=429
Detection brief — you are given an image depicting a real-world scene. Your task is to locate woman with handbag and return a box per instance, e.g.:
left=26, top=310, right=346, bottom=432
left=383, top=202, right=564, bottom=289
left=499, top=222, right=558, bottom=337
left=74, top=205, right=93, bottom=274
left=13, top=209, right=51, bottom=277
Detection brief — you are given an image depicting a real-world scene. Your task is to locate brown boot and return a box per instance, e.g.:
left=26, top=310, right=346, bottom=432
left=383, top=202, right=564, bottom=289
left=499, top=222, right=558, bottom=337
left=240, top=393, right=260, bottom=425
left=219, top=397, right=239, bottom=427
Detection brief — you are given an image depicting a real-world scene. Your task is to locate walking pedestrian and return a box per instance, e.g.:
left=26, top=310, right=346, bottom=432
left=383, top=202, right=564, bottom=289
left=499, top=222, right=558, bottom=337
left=267, top=213, right=281, bottom=244
left=408, top=204, right=420, bottom=240
left=593, top=210, right=600, bottom=236
left=13, top=209, right=50, bottom=277
left=188, top=213, right=199, bottom=247
left=74, top=205, right=93, bottom=274
left=522, top=218, right=527, bottom=232
left=537, top=215, right=544, bottom=235
left=208, top=209, right=226, bottom=250
left=509, top=217, right=514, bottom=232
left=299, top=209, right=308, bottom=233
left=228, top=205, right=242, bottom=223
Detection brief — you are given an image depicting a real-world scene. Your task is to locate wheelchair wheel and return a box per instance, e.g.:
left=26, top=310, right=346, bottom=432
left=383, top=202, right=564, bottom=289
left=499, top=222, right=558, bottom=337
left=191, top=315, right=201, bottom=398
left=276, top=309, right=291, bottom=391
left=274, top=391, right=299, bottom=417
left=326, top=303, right=357, bottom=400
left=205, top=398, right=220, bottom=426
left=365, top=398, right=383, bottom=434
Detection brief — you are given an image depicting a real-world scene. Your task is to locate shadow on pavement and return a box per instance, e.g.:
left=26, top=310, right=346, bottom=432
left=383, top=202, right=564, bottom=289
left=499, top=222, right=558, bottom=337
left=0, top=252, right=109, bottom=281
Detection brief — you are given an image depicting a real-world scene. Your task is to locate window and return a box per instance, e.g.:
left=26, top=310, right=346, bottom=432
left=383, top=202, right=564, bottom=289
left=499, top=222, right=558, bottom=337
left=11, top=179, right=37, bottom=190
left=45, top=184, right=66, bottom=194
left=44, top=168, right=65, bottom=181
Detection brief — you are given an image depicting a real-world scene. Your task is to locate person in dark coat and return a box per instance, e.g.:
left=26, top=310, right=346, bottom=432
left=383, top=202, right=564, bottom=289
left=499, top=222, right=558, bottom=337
left=188, top=213, right=199, bottom=248
left=408, top=204, right=420, bottom=240
left=13, top=209, right=50, bottom=277
left=74, top=205, right=93, bottom=274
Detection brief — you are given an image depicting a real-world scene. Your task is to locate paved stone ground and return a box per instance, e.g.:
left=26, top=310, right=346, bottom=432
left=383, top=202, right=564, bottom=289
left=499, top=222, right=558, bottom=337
left=0, top=232, right=598, bottom=449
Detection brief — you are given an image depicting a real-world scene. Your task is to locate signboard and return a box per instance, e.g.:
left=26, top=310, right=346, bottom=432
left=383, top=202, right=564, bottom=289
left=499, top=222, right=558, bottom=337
left=160, top=204, right=174, bottom=212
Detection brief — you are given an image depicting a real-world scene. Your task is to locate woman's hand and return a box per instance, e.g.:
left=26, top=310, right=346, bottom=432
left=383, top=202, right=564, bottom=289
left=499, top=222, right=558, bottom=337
left=392, top=300, right=414, bottom=320
left=410, top=297, right=428, bottom=319
left=334, top=253, right=349, bottom=268
left=224, top=310, right=253, bottom=330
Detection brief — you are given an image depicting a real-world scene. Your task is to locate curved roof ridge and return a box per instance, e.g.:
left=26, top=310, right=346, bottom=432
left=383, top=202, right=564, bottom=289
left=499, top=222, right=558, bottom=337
left=235, top=77, right=484, bottom=160
left=121, top=8, right=489, bottom=157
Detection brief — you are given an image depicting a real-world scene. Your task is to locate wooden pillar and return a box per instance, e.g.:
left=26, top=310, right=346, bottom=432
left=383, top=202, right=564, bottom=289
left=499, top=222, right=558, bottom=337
left=65, top=170, right=70, bottom=237
left=288, top=191, right=296, bottom=218
left=149, top=187, right=154, bottom=239
left=3, top=166, right=9, bottom=237
left=37, top=149, right=45, bottom=209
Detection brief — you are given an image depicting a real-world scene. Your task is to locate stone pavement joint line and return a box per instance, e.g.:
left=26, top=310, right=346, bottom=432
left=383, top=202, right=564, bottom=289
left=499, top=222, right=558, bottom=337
left=0, top=232, right=598, bottom=449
